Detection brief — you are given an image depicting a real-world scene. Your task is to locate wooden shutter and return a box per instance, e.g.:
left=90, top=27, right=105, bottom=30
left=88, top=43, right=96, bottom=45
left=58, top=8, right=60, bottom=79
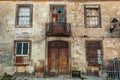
left=16, top=56, right=23, bottom=64
left=15, top=56, right=29, bottom=65
left=16, top=5, right=21, bottom=25
left=50, top=5, right=53, bottom=22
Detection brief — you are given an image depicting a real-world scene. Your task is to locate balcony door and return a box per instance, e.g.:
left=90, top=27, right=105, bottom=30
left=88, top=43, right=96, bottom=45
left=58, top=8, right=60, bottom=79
left=50, top=5, right=66, bottom=33
left=48, top=41, right=69, bottom=76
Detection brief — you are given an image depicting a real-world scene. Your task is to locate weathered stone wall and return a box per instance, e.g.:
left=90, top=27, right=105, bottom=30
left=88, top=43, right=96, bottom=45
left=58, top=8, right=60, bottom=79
left=0, top=1, right=120, bottom=75
left=103, top=38, right=120, bottom=59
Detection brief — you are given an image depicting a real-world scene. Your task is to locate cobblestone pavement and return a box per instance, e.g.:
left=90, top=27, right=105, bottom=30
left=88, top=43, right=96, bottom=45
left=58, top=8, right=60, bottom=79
left=16, top=76, right=106, bottom=80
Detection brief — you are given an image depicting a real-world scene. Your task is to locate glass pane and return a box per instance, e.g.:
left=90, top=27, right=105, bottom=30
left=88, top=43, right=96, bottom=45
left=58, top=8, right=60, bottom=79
left=95, top=17, right=98, bottom=25
left=53, top=7, right=64, bottom=14
left=18, top=17, right=30, bottom=25
left=92, top=17, right=95, bottom=25
left=58, top=15, right=65, bottom=22
left=59, top=8, right=64, bottom=14
left=24, top=17, right=30, bottom=20
left=23, top=43, right=28, bottom=55
left=90, top=17, right=93, bottom=26
left=19, top=7, right=30, bottom=16
left=16, top=43, right=22, bottom=55
left=86, top=8, right=99, bottom=27
left=18, top=20, right=24, bottom=25
left=53, top=7, right=57, bottom=13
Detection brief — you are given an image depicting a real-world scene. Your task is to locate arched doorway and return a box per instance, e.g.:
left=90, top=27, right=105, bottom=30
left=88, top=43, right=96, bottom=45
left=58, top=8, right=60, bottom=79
left=48, top=41, right=69, bottom=76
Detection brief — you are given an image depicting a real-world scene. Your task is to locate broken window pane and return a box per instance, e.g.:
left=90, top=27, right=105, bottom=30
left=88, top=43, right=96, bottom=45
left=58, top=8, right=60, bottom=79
left=85, top=5, right=100, bottom=27
left=52, top=5, right=65, bottom=22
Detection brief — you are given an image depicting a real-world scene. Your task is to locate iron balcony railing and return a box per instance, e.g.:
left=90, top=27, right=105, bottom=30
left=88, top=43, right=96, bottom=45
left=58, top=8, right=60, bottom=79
left=46, top=22, right=71, bottom=37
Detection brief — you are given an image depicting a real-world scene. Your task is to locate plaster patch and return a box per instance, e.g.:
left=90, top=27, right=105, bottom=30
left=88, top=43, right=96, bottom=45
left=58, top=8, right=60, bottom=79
left=74, top=46, right=80, bottom=50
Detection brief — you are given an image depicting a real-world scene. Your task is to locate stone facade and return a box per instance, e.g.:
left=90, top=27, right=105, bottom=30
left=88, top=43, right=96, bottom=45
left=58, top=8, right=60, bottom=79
left=0, top=0, right=120, bottom=76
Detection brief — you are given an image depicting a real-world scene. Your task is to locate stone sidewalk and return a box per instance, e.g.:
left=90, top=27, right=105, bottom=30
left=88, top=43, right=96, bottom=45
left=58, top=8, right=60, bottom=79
left=16, top=76, right=106, bottom=80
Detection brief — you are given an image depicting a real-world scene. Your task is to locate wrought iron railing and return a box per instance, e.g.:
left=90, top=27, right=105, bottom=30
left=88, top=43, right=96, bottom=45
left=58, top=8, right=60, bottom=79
left=101, top=59, right=120, bottom=79
left=46, top=22, right=71, bottom=37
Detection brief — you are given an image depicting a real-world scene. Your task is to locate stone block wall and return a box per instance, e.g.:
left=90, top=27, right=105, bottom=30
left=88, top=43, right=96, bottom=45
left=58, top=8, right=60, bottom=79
left=0, top=0, right=120, bottom=75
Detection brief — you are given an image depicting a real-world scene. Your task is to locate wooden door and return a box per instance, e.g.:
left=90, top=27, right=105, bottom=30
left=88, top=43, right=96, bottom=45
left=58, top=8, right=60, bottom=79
left=48, top=41, right=69, bottom=76
left=58, top=48, right=69, bottom=74
left=48, top=48, right=58, bottom=76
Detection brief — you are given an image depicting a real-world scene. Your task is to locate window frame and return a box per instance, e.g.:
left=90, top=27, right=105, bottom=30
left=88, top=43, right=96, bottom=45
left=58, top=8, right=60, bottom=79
left=50, top=4, right=66, bottom=23
left=85, top=40, right=103, bottom=66
left=84, top=4, right=101, bottom=28
left=15, top=42, right=30, bottom=56
left=14, top=40, right=32, bottom=66
left=15, top=4, right=33, bottom=28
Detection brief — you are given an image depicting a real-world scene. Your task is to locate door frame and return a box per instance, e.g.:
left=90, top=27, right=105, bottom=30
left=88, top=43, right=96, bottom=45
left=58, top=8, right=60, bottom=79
left=45, top=40, right=71, bottom=76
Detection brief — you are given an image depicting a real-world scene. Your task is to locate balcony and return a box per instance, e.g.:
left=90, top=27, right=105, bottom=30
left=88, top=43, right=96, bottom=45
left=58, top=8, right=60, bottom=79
left=46, top=22, right=71, bottom=37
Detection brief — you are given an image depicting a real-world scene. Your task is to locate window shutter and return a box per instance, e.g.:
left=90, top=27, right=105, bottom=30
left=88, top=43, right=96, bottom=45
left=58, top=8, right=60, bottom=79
left=50, top=5, right=53, bottom=22
left=30, top=5, right=33, bottom=25
left=64, top=5, right=66, bottom=23
left=98, top=6, right=101, bottom=27
left=16, top=5, right=19, bottom=25
left=16, top=56, right=23, bottom=64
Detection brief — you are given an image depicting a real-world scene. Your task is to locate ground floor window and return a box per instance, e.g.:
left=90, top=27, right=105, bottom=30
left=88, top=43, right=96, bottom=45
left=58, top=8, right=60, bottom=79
left=14, top=40, right=31, bottom=66
left=85, top=40, right=103, bottom=66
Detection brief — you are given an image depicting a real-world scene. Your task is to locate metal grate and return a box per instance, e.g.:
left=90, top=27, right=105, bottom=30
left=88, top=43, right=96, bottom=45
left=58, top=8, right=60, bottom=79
left=101, top=59, right=120, bottom=79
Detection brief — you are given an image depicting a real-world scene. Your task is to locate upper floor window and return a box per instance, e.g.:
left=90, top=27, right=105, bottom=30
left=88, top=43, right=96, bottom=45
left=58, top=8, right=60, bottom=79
left=51, top=5, right=66, bottom=23
left=14, top=40, right=31, bottom=66
left=84, top=5, right=101, bottom=28
left=16, top=4, right=33, bottom=28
